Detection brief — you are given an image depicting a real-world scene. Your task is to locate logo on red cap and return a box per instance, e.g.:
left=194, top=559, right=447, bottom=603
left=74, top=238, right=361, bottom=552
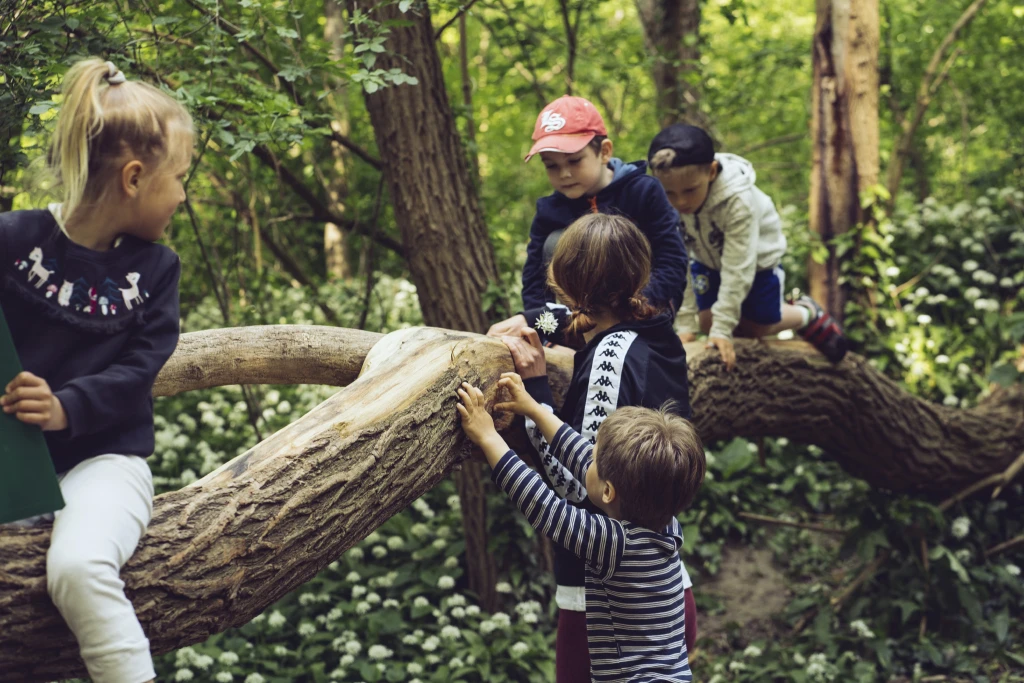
left=526, top=96, right=608, bottom=161
left=540, top=110, right=567, bottom=133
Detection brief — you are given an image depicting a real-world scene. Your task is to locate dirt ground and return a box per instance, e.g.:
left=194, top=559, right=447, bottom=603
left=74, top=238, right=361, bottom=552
left=698, top=543, right=792, bottom=645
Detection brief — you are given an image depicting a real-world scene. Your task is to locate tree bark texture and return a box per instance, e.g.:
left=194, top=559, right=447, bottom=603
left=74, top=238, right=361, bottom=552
left=351, top=0, right=506, bottom=611
left=635, top=0, right=710, bottom=129
left=353, top=0, right=501, bottom=334
left=808, top=0, right=880, bottom=324
left=1, top=327, right=1021, bottom=680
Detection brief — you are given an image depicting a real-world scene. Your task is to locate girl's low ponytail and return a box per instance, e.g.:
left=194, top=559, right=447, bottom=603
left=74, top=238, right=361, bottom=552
left=627, top=294, right=656, bottom=321
left=565, top=306, right=597, bottom=346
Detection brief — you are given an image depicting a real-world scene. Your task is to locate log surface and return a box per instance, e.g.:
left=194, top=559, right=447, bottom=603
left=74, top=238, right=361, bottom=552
left=1, top=327, right=1021, bottom=680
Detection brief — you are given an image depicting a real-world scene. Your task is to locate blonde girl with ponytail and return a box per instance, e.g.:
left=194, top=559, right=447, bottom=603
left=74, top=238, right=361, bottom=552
left=498, top=213, right=698, bottom=682
left=1, top=57, right=193, bottom=683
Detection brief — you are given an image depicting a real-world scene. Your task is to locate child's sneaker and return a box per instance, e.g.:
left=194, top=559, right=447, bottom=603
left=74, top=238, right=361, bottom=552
left=792, top=295, right=848, bottom=363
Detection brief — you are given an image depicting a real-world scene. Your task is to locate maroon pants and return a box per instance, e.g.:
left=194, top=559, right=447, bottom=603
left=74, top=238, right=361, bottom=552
left=555, top=588, right=697, bottom=682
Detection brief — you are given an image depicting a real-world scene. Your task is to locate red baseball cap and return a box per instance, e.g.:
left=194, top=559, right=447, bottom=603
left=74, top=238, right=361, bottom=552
left=525, top=96, right=608, bottom=161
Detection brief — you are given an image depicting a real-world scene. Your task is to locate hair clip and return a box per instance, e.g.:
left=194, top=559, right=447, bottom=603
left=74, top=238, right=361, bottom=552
left=104, top=61, right=127, bottom=85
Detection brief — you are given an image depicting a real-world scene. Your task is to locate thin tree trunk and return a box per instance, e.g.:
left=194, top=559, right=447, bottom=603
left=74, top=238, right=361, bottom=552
left=351, top=0, right=503, bottom=610
left=808, top=0, right=879, bottom=324
left=322, top=0, right=353, bottom=279
left=635, top=0, right=709, bottom=128
left=460, top=13, right=479, bottom=180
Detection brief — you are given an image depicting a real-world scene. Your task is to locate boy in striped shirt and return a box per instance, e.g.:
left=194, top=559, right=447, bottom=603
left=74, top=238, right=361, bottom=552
left=457, top=373, right=706, bottom=682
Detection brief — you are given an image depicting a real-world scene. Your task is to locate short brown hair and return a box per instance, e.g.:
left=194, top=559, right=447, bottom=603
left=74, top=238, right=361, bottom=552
left=547, top=213, right=658, bottom=344
left=594, top=404, right=706, bottom=531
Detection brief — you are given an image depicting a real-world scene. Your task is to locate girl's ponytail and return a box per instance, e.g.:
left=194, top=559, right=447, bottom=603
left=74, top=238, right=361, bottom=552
left=48, top=59, right=121, bottom=223
left=565, top=306, right=597, bottom=347
left=46, top=57, right=193, bottom=225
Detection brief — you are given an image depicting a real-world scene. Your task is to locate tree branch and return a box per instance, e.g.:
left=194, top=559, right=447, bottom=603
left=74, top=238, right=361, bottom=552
left=738, top=512, right=847, bottom=536
left=249, top=144, right=404, bottom=256
left=736, top=133, right=804, bottom=156
left=434, top=0, right=482, bottom=40
left=885, top=0, right=989, bottom=202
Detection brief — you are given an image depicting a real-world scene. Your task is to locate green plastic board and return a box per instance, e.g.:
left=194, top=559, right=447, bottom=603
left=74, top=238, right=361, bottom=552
left=0, top=304, right=64, bottom=525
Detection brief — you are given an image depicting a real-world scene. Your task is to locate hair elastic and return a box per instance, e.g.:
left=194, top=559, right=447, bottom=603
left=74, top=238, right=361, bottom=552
left=104, top=61, right=127, bottom=85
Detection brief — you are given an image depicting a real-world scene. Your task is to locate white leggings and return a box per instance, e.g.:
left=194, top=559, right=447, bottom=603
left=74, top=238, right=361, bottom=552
left=18, top=454, right=156, bottom=683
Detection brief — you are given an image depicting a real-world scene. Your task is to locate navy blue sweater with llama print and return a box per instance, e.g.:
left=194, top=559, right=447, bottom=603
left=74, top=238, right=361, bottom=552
left=0, top=209, right=181, bottom=474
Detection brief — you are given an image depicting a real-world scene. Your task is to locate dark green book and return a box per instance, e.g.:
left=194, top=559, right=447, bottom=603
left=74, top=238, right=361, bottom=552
left=0, top=304, right=64, bottom=525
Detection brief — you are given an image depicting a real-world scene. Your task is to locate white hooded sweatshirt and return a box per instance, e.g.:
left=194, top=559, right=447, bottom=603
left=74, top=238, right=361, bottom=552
left=676, top=153, right=787, bottom=340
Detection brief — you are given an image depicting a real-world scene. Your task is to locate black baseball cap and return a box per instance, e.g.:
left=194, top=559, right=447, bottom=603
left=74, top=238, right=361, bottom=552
left=647, top=124, right=715, bottom=166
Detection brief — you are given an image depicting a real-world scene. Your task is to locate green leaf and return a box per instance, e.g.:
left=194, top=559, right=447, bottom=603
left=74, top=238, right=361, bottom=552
left=993, top=607, right=1009, bottom=644
left=399, top=0, right=412, bottom=11
left=29, top=102, right=52, bottom=115
left=716, top=438, right=754, bottom=479
left=955, top=584, right=982, bottom=624
left=681, top=524, right=699, bottom=553
left=364, top=81, right=380, bottom=93
left=275, top=27, right=299, bottom=39
left=989, top=363, right=1020, bottom=387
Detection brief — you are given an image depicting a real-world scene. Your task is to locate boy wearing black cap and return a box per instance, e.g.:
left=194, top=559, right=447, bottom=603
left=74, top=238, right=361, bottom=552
left=648, top=124, right=847, bottom=368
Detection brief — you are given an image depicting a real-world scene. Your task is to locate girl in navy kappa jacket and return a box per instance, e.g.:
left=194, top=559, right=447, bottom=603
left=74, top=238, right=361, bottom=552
left=500, top=213, right=697, bottom=683
left=0, top=58, right=192, bottom=683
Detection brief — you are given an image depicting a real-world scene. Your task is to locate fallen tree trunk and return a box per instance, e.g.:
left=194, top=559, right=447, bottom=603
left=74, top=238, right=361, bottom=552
left=0, top=328, right=523, bottom=682
left=1, top=326, right=1021, bottom=680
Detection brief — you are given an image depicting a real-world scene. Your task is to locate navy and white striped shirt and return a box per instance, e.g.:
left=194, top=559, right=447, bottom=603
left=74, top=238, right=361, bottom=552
left=492, top=424, right=692, bottom=683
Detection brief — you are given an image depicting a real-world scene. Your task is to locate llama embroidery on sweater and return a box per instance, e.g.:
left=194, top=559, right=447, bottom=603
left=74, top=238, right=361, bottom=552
left=12, top=245, right=151, bottom=319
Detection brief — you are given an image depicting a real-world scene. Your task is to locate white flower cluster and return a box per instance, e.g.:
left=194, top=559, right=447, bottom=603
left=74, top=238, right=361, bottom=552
left=850, top=619, right=875, bottom=639
left=515, top=600, right=543, bottom=624
left=804, top=652, right=836, bottom=681
left=534, top=310, right=559, bottom=335
left=368, top=644, right=393, bottom=660
left=412, top=498, right=435, bottom=519
left=951, top=516, right=970, bottom=540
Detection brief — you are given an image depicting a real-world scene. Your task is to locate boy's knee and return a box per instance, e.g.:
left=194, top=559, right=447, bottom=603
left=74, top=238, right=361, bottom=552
left=697, top=311, right=712, bottom=335
left=739, top=321, right=771, bottom=338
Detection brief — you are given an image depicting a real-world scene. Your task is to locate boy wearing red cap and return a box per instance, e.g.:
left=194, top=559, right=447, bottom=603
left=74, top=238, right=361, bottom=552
left=488, top=96, right=688, bottom=337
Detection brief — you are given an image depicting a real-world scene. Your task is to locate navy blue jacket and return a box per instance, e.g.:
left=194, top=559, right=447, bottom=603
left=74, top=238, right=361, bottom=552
left=0, top=209, right=181, bottom=474
left=522, top=305, right=692, bottom=587
left=521, top=159, right=688, bottom=312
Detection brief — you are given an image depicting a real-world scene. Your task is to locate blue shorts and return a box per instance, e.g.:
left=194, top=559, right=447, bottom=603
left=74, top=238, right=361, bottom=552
left=690, top=261, right=785, bottom=325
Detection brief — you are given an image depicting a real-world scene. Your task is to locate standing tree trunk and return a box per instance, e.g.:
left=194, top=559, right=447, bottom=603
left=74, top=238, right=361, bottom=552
left=808, top=0, right=879, bottom=324
left=636, top=0, right=709, bottom=129
left=322, top=0, right=353, bottom=280
left=351, top=0, right=502, bottom=611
